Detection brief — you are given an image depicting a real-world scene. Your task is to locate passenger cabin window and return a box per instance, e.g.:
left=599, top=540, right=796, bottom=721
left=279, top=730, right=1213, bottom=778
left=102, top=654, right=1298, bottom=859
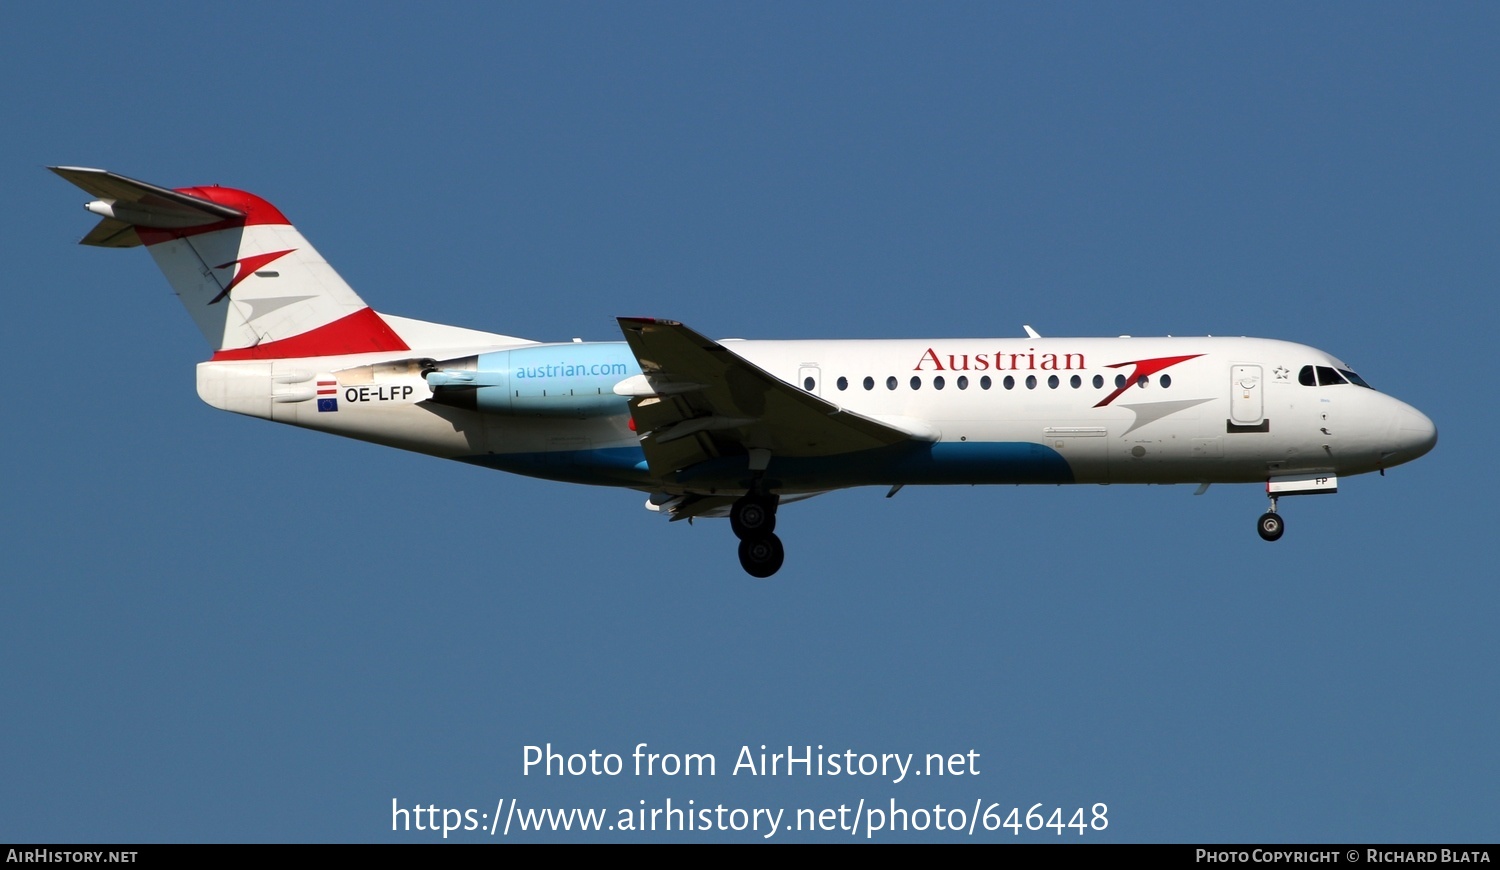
left=836, top=376, right=848, bottom=391
left=864, top=376, right=875, bottom=391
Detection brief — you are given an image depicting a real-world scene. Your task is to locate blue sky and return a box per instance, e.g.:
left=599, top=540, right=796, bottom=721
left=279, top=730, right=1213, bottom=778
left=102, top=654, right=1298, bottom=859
left=2, top=3, right=1495, bottom=842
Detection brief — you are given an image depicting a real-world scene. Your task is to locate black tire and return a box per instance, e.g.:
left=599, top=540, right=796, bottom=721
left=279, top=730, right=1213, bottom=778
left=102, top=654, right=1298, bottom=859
left=1257, top=512, right=1285, bottom=542
left=730, top=496, right=775, bottom=539
left=737, top=533, right=785, bottom=578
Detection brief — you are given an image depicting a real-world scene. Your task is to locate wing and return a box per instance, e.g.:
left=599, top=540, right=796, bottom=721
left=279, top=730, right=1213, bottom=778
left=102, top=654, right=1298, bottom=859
left=615, top=318, right=922, bottom=482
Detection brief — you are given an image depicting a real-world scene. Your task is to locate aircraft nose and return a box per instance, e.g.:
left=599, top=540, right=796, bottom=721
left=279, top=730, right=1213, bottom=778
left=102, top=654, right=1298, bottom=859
left=1392, top=405, right=1437, bottom=463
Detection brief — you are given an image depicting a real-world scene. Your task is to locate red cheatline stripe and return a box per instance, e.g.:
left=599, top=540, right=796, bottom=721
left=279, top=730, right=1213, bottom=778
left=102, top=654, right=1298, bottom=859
left=210, top=308, right=409, bottom=361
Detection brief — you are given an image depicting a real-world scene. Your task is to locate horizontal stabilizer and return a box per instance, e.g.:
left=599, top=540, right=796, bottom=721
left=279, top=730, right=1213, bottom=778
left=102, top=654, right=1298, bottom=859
left=50, top=166, right=244, bottom=248
left=77, top=217, right=142, bottom=248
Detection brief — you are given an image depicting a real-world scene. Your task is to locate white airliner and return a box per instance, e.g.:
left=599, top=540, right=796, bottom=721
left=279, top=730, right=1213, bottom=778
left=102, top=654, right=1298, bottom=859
left=53, top=167, right=1437, bottom=577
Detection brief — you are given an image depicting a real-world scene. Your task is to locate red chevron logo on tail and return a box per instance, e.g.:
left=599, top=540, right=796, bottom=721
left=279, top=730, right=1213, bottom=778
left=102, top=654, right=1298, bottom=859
left=209, top=249, right=295, bottom=304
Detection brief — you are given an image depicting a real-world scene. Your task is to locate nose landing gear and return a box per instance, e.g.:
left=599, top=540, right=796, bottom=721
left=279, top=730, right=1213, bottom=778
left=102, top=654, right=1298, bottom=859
left=1255, top=474, right=1338, bottom=542
left=731, top=492, right=783, bottom=577
left=1257, top=502, right=1285, bottom=542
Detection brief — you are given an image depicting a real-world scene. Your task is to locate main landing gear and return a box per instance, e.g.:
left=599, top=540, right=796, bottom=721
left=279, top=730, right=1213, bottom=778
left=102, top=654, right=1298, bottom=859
left=1257, top=495, right=1284, bottom=542
left=732, top=492, right=783, bottom=577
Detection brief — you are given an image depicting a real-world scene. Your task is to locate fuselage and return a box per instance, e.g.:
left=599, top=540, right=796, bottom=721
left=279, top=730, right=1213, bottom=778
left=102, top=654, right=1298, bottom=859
left=55, top=166, right=1440, bottom=574
left=197, top=333, right=1437, bottom=497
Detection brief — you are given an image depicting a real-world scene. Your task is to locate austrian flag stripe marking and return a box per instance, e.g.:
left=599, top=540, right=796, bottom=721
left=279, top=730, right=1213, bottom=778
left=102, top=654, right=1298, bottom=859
left=317, top=379, right=338, bottom=412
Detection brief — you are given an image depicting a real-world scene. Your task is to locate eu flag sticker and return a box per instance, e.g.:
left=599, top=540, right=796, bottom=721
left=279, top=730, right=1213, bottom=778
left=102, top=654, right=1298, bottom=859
left=317, top=398, right=339, bottom=413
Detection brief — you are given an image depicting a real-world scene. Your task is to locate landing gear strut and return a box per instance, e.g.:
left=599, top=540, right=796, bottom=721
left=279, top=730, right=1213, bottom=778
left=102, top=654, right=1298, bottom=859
left=732, top=491, right=783, bottom=577
left=1257, top=495, right=1284, bottom=542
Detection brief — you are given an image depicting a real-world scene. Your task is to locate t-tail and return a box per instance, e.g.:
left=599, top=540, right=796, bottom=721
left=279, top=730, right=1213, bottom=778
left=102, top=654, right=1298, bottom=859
left=51, top=166, right=411, bottom=361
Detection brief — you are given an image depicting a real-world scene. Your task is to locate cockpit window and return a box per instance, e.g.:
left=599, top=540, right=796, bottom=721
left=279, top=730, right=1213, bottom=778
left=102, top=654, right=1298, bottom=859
left=1301, top=364, right=1373, bottom=388
left=1316, top=366, right=1346, bottom=386
left=1339, top=369, right=1372, bottom=389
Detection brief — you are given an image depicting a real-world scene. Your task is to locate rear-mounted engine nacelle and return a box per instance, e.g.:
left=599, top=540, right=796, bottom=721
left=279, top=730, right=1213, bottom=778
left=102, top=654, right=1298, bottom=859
left=423, top=343, right=638, bottom=418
